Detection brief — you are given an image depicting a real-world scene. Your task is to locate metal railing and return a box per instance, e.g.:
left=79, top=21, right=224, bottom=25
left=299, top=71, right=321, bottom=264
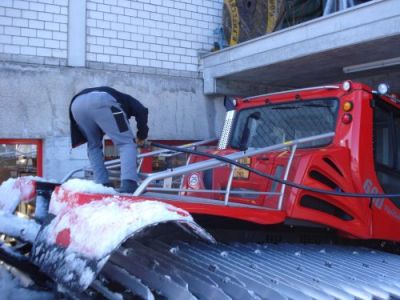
left=62, top=133, right=334, bottom=210
left=133, top=132, right=335, bottom=211
left=61, top=138, right=217, bottom=183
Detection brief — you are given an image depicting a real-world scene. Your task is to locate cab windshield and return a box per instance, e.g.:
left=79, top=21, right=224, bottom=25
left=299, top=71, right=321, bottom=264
left=230, top=99, right=338, bottom=149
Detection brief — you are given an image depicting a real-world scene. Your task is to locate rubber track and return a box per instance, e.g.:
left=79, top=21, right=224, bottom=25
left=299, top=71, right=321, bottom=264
left=104, top=240, right=400, bottom=300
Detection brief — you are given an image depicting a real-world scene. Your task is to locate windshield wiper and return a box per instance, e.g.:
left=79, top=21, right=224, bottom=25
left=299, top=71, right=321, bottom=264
left=303, top=104, right=331, bottom=108
left=273, top=104, right=332, bottom=110
left=271, top=106, right=300, bottom=110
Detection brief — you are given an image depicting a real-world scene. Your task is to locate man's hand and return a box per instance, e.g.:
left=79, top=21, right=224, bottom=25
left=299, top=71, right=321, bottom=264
left=136, top=138, right=146, bottom=147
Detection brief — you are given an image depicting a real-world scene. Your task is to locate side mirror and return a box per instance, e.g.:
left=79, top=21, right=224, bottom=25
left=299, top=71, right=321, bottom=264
left=224, top=96, right=236, bottom=111
left=239, top=112, right=261, bottom=150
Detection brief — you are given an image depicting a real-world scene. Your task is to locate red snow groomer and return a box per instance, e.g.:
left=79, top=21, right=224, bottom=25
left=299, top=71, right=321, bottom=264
left=1, top=81, right=400, bottom=300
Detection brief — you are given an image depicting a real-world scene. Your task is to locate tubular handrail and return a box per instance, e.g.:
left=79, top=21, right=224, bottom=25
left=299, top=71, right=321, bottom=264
left=278, top=143, right=297, bottom=210
left=145, top=187, right=281, bottom=195
left=62, top=133, right=334, bottom=210
left=61, top=138, right=217, bottom=183
left=133, top=132, right=335, bottom=207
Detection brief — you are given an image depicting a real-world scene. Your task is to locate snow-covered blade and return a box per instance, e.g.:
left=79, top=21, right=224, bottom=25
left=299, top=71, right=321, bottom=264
left=0, top=212, right=40, bottom=243
left=31, top=180, right=214, bottom=292
left=0, top=177, right=36, bottom=214
left=0, top=177, right=41, bottom=243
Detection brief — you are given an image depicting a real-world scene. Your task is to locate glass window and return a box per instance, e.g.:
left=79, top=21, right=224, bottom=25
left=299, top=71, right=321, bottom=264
left=395, top=117, right=400, bottom=171
left=374, top=104, right=400, bottom=172
left=0, top=140, right=42, bottom=183
left=374, top=105, right=394, bottom=168
left=230, top=99, right=338, bottom=149
left=373, top=101, right=400, bottom=206
left=0, top=139, right=42, bottom=217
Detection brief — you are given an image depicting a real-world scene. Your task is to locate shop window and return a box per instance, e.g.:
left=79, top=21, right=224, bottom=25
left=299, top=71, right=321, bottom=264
left=0, top=139, right=43, bottom=217
left=0, top=139, right=43, bottom=183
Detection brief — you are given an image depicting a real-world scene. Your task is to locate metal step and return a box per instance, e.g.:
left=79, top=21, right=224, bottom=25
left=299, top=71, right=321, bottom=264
left=101, top=241, right=400, bottom=300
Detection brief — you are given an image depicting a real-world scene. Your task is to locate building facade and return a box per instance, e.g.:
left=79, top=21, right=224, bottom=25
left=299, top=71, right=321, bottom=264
left=0, top=0, right=226, bottom=181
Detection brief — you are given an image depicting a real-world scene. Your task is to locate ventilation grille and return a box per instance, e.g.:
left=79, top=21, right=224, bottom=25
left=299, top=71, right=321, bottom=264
left=300, top=195, right=353, bottom=221
left=309, top=170, right=339, bottom=190
left=323, top=157, right=343, bottom=177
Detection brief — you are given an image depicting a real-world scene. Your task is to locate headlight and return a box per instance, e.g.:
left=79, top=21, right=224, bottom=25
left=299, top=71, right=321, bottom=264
left=342, top=81, right=352, bottom=91
left=377, top=83, right=390, bottom=95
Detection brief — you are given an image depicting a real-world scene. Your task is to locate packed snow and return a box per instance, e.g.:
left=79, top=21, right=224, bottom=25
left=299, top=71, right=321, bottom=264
left=49, top=179, right=116, bottom=215
left=0, top=263, right=54, bottom=300
left=62, top=178, right=116, bottom=195
left=0, top=176, right=59, bottom=215
left=0, top=177, right=35, bottom=214
left=0, top=212, right=40, bottom=243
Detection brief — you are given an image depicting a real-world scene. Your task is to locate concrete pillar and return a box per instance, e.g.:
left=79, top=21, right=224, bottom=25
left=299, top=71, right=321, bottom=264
left=68, top=0, right=86, bottom=67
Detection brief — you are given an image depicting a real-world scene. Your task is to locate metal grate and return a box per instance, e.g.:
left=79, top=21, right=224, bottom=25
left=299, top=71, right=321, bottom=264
left=218, top=110, right=236, bottom=150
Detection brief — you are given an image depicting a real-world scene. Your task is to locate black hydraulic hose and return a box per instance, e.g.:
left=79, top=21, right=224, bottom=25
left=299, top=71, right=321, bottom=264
left=151, top=142, right=400, bottom=199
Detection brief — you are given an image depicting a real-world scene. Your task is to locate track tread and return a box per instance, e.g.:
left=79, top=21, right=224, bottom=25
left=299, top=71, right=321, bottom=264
left=98, top=241, right=400, bottom=300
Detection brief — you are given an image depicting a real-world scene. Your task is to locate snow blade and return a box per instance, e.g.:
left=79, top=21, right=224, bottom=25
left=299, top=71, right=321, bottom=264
left=31, top=184, right=215, bottom=292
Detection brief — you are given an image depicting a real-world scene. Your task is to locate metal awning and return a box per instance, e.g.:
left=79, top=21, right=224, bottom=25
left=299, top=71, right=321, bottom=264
left=201, top=0, right=400, bottom=96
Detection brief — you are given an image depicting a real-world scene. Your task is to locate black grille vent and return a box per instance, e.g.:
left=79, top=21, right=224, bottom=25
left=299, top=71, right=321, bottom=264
left=300, top=195, right=353, bottom=221
left=323, top=157, right=343, bottom=177
left=309, top=170, right=339, bottom=190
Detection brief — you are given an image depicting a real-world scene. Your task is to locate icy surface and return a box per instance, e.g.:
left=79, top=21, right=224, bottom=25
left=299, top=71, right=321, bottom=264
left=0, top=212, right=40, bottom=242
left=62, top=179, right=116, bottom=195
left=0, top=263, right=54, bottom=300
left=49, top=179, right=116, bottom=215
left=0, top=177, right=35, bottom=213
left=0, top=175, right=56, bottom=213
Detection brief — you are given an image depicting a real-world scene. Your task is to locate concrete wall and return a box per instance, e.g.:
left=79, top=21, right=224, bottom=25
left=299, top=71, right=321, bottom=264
left=0, top=62, right=225, bottom=181
left=0, top=0, right=226, bottom=181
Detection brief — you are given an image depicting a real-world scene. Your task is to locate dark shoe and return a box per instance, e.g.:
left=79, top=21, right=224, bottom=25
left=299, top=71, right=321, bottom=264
left=118, top=180, right=138, bottom=194
left=102, top=182, right=115, bottom=188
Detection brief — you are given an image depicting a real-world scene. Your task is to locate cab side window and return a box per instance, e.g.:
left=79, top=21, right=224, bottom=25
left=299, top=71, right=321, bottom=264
left=373, top=101, right=400, bottom=207
left=396, top=117, right=400, bottom=170
left=374, top=105, right=394, bottom=168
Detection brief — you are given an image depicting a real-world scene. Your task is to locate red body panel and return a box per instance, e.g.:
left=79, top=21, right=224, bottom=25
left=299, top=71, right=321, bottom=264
left=171, top=82, right=400, bottom=242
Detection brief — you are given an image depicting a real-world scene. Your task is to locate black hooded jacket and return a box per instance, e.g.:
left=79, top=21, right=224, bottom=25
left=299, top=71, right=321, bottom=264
left=69, top=86, right=149, bottom=148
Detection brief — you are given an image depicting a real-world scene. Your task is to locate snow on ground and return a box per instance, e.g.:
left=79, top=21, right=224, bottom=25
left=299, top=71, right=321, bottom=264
left=0, top=263, right=55, bottom=300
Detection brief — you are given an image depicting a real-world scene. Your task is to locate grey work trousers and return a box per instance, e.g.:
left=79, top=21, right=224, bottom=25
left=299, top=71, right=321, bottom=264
left=71, top=91, right=138, bottom=184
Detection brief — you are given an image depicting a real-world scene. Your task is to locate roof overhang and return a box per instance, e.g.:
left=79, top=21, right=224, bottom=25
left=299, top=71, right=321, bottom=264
left=201, top=0, right=400, bottom=96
